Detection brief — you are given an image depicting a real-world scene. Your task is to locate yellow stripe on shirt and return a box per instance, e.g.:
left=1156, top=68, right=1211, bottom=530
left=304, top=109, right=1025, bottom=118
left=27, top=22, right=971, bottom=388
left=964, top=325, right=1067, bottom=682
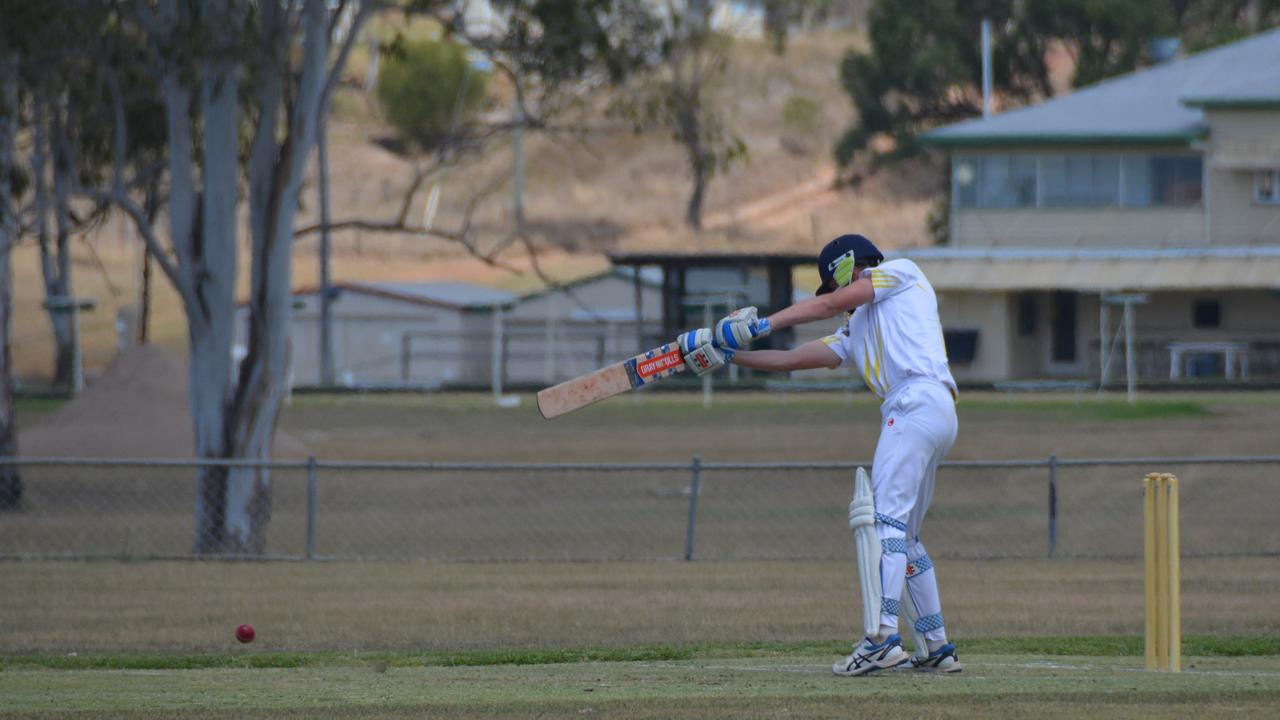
left=869, top=335, right=881, bottom=394
left=862, top=338, right=883, bottom=397
left=870, top=270, right=900, bottom=289
left=875, top=313, right=889, bottom=392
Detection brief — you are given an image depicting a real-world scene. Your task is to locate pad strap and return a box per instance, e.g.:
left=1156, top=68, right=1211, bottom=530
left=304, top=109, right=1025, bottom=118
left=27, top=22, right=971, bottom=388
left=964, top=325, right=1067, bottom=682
left=905, top=554, right=934, bottom=577
left=881, top=537, right=907, bottom=554
left=914, top=613, right=944, bottom=633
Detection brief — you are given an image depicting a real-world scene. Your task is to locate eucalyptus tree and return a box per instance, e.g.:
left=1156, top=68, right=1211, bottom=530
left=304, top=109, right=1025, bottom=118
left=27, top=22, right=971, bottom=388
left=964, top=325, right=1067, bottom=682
left=10, top=1, right=120, bottom=390
left=93, top=0, right=370, bottom=554
left=0, top=51, right=20, bottom=509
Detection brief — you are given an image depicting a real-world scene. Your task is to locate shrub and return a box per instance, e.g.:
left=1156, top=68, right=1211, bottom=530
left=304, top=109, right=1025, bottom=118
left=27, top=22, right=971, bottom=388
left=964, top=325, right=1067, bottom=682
left=376, top=37, right=488, bottom=151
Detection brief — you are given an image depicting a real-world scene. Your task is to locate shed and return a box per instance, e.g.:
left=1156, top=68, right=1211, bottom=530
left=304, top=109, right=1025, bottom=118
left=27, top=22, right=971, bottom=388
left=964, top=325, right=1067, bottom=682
left=264, top=281, right=517, bottom=388
left=255, top=270, right=666, bottom=390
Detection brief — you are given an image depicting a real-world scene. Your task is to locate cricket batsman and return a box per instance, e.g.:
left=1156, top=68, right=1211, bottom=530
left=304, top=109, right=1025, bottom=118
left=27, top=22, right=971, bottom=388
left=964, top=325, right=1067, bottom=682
left=676, top=234, right=961, bottom=675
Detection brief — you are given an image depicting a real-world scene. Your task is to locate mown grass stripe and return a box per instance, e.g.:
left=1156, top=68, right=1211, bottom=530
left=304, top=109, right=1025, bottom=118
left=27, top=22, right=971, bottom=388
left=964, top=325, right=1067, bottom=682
left=2, top=636, right=1277, bottom=671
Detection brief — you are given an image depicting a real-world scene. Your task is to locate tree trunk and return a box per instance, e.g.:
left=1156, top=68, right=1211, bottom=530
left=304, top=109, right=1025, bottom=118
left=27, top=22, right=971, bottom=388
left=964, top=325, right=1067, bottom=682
left=32, top=101, right=77, bottom=389
left=138, top=245, right=151, bottom=344
left=224, top=0, right=329, bottom=554
left=0, top=56, right=22, bottom=510
left=49, top=105, right=77, bottom=389
left=189, top=10, right=241, bottom=554
left=678, top=100, right=706, bottom=230
left=0, top=237, right=18, bottom=509
left=686, top=156, right=707, bottom=230
left=150, top=0, right=236, bottom=554
left=189, top=316, right=233, bottom=551
left=138, top=178, right=161, bottom=345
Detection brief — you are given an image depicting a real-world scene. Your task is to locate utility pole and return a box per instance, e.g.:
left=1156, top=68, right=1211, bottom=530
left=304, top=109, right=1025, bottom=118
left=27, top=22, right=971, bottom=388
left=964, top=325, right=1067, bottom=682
left=981, top=18, right=993, bottom=118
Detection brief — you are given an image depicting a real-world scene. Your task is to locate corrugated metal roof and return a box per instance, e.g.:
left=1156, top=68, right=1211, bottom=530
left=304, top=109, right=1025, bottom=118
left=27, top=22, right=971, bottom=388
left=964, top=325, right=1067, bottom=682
left=898, top=247, right=1280, bottom=291
left=1182, top=69, right=1280, bottom=106
left=922, top=27, right=1280, bottom=145
left=349, top=281, right=517, bottom=309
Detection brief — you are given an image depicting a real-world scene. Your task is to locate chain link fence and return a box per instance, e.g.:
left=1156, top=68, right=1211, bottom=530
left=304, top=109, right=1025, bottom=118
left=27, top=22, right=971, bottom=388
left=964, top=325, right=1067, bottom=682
left=1, top=455, right=1278, bottom=562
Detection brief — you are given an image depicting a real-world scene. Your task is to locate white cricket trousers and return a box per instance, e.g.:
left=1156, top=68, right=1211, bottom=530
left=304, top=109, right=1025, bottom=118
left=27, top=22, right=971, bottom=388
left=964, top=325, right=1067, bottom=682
left=870, top=378, right=957, bottom=642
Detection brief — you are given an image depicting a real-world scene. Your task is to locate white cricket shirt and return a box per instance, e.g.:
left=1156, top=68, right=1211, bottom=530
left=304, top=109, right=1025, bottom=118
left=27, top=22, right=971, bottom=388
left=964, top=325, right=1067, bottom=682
left=820, top=258, right=957, bottom=400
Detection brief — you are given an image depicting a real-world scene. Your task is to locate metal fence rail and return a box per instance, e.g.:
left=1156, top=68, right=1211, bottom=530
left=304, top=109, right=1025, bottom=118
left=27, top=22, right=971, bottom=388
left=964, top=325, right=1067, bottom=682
left=2, top=455, right=1278, bottom=562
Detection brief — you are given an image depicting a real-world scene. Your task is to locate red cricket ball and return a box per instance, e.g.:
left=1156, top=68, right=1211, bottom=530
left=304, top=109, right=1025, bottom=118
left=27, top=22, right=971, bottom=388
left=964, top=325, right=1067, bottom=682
left=235, top=624, right=255, bottom=643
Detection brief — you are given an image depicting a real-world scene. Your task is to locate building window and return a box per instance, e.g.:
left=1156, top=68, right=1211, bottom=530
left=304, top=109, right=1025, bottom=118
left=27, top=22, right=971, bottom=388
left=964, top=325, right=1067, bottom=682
left=1016, top=293, right=1037, bottom=336
left=1042, top=155, right=1120, bottom=207
left=1124, top=156, right=1203, bottom=206
left=955, top=155, right=1037, bottom=209
left=1193, top=299, right=1221, bottom=328
left=1256, top=170, right=1280, bottom=204
left=954, top=153, right=1203, bottom=209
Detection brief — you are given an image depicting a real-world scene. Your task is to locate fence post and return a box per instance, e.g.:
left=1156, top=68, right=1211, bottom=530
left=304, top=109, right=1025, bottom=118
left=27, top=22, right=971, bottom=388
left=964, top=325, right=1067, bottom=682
left=1048, top=453, right=1058, bottom=558
left=683, top=455, right=702, bottom=561
left=306, top=455, right=318, bottom=561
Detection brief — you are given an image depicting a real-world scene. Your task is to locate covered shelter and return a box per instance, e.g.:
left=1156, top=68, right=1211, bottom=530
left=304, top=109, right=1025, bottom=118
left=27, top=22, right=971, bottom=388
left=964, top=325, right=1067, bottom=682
left=607, top=251, right=817, bottom=350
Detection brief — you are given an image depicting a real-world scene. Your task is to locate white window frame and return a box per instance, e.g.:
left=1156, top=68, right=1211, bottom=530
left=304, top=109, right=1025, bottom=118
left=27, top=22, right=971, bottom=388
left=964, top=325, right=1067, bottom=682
left=1254, top=169, right=1280, bottom=205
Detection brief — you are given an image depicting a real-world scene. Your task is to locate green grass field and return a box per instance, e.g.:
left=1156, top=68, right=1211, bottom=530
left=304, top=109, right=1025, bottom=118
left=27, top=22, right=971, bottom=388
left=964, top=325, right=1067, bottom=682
left=4, top=646, right=1279, bottom=719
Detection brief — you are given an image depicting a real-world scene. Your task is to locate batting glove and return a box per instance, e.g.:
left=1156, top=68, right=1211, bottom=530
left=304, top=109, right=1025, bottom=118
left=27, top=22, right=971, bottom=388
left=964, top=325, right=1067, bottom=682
left=714, top=307, right=771, bottom=351
left=677, top=328, right=731, bottom=376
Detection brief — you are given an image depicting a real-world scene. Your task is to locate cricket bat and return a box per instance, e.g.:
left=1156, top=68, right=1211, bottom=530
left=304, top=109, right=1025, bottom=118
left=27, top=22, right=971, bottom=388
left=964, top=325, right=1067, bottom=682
left=537, top=341, right=686, bottom=419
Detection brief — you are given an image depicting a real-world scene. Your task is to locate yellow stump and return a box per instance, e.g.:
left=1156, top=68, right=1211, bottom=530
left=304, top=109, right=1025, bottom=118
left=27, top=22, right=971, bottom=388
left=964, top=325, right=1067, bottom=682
left=1143, top=473, right=1181, bottom=672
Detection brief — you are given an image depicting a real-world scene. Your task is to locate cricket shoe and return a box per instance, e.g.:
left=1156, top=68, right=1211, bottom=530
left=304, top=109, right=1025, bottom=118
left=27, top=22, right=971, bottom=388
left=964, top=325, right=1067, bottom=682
left=832, top=634, right=910, bottom=677
left=910, top=642, right=963, bottom=673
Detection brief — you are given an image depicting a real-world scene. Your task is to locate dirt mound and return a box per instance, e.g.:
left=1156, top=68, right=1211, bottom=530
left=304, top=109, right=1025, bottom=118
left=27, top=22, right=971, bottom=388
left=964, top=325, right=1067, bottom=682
left=20, top=345, right=309, bottom=459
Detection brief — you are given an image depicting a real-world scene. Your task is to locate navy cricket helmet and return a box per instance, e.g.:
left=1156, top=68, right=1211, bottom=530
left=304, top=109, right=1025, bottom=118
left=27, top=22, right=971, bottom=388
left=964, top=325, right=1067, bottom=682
left=816, top=234, right=883, bottom=295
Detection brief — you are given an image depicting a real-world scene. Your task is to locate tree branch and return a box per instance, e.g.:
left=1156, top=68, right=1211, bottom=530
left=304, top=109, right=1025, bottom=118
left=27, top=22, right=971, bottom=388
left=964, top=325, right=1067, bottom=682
left=511, top=231, right=603, bottom=322
left=76, top=234, right=122, bottom=298
left=327, top=0, right=350, bottom=39
left=76, top=185, right=192, bottom=307
left=295, top=175, right=522, bottom=274
left=319, top=0, right=371, bottom=113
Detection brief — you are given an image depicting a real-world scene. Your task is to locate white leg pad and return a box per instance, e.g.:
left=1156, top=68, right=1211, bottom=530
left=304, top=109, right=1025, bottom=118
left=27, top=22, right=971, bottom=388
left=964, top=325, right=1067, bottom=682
left=848, top=466, right=881, bottom=637
left=901, top=592, right=930, bottom=661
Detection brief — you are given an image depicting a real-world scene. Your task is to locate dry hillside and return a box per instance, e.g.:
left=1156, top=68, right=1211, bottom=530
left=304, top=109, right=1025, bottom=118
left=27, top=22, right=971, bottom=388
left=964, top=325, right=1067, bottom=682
left=316, top=28, right=938, bottom=258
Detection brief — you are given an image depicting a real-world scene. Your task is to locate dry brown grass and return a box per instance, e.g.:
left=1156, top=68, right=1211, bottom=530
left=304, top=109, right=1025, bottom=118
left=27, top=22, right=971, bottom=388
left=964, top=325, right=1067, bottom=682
left=276, top=390, right=1280, bottom=463
left=2, top=557, right=1277, bottom=654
